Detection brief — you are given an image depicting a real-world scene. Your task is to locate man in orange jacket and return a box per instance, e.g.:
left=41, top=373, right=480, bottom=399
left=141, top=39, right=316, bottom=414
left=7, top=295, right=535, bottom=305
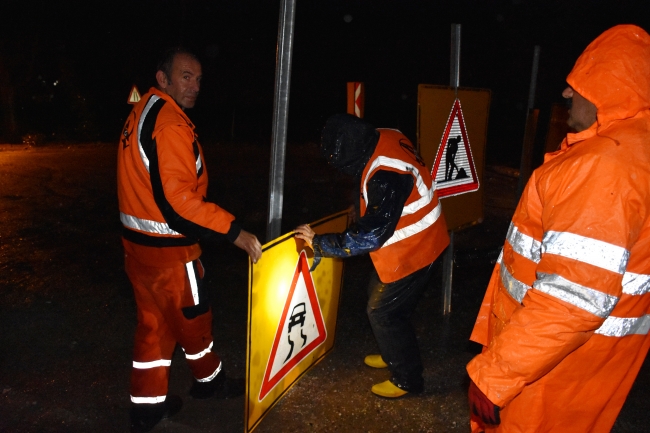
left=466, top=25, right=650, bottom=432
left=117, top=47, right=262, bottom=433
left=295, top=114, right=449, bottom=398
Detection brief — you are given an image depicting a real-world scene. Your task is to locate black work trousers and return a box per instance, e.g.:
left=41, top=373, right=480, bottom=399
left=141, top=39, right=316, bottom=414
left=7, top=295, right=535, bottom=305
left=366, top=262, right=435, bottom=393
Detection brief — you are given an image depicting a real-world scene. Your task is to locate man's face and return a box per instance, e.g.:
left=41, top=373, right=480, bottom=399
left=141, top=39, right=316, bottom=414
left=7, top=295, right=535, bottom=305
left=562, top=86, right=597, bottom=132
left=157, top=53, right=202, bottom=110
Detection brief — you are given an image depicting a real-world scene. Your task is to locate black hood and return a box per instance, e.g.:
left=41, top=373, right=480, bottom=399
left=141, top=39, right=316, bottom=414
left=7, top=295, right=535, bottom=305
left=320, top=113, right=379, bottom=177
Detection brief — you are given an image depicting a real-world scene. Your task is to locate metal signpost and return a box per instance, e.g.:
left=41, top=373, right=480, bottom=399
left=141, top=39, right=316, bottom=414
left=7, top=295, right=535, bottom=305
left=266, top=0, right=297, bottom=242
left=441, top=24, right=462, bottom=315
left=517, top=45, right=541, bottom=198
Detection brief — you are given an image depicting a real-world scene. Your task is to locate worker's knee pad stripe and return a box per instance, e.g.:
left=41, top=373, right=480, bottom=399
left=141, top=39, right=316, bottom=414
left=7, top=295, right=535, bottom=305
left=132, top=359, right=172, bottom=369
left=184, top=341, right=213, bottom=360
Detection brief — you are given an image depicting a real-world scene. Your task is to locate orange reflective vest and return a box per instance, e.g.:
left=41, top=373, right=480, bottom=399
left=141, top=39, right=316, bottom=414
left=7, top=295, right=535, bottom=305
left=117, top=88, right=238, bottom=265
left=360, top=129, right=449, bottom=283
left=467, top=25, right=650, bottom=433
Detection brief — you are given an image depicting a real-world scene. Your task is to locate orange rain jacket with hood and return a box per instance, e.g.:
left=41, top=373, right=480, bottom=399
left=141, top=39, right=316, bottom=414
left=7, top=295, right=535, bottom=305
left=466, top=25, right=650, bottom=433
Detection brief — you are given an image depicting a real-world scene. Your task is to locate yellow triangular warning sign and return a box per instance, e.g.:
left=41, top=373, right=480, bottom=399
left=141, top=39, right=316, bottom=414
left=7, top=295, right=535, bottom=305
left=431, top=98, right=480, bottom=198
left=258, top=250, right=327, bottom=401
left=127, top=85, right=141, bottom=105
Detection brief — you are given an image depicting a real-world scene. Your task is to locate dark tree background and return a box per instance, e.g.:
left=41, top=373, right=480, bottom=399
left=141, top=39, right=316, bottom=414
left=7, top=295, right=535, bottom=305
left=1, top=0, right=649, bottom=166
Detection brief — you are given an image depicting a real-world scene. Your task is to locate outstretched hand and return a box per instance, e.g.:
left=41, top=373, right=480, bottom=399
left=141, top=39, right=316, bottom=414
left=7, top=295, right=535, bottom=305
left=233, top=230, right=262, bottom=264
left=294, top=224, right=315, bottom=249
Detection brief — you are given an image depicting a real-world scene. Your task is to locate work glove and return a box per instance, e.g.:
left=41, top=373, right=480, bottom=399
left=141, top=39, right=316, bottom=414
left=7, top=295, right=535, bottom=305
left=468, top=379, right=501, bottom=426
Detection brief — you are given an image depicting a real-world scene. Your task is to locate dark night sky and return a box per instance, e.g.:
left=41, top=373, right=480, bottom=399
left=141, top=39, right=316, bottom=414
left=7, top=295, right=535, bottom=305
left=1, top=0, right=649, bottom=166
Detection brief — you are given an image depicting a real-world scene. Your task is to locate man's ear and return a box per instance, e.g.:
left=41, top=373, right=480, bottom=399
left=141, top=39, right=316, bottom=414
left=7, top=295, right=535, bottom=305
left=156, top=70, right=169, bottom=89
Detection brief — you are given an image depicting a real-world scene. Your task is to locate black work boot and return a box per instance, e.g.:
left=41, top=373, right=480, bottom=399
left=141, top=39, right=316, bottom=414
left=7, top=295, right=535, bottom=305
left=129, top=394, right=183, bottom=433
left=189, top=370, right=245, bottom=399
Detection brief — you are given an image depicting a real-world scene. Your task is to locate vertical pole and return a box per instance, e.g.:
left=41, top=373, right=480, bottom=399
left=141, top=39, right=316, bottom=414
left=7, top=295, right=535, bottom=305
left=450, top=24, right=461, bottom=91
left=442, top=231, right=454, bottom=315
left=517, top=45, right=541, bottom=199
left=266, top=0, right=297, bottom=242
left=527, top=46, right=541, bottom=111
left=442, top=24, right=461, bottom=316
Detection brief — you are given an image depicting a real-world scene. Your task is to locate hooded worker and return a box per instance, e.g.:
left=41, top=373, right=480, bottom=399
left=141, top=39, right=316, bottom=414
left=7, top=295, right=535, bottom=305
left=466, top=25, right=650, bottom=432
left=295, top=113, right=449, bottom=398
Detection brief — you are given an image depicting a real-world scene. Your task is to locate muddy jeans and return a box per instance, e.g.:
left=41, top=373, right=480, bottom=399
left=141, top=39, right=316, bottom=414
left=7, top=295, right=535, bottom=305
left=366, top=262, right=435, bottom=393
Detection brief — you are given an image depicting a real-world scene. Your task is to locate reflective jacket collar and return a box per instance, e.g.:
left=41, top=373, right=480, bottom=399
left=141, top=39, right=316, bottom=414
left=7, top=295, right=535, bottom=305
left=148, top=87, right=195, bottom=130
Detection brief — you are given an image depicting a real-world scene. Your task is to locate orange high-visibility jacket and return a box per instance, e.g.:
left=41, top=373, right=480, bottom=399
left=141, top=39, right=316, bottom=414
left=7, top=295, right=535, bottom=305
left=360, top=129, right=449, bottom=283
left=117, top=88, right=239, bottom=263
left=466, top=25, right=650, bottom=432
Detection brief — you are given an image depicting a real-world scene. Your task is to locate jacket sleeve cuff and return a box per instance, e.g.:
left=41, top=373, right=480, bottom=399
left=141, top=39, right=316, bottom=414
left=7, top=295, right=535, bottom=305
left=466, top=354, right=524, bottom=408
left=312, top=236, right=324, bottom=259
left=226, top=221, right=242, bottom=243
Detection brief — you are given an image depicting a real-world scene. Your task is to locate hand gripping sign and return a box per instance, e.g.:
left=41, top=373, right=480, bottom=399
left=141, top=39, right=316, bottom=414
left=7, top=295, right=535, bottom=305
left=245, top=211, right=347, bottom=432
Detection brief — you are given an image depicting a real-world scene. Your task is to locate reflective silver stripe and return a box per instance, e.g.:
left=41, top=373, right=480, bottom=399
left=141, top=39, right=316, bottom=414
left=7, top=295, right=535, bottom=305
left=622, top=272, right=650, bottom=295
left=506, top=223, right=541, bottom=263
left=500, top=263, right=530, bottom=303
left=382, top=201, right=442, bottom=248
left=497, top=248, right=503, bottom=264
left=362, top=156, right=434, bottom=216
left=133, top=359, right=172, bottom=369
left=137, top=95, right=161, bottom=173
left=595, top=314, right=650, bottom=337
left=186, top=262, right=199, bottom=305
left=184, top=341, right=213, bottom=361
left=137, top=95, right=201, bottom=175
left=542, top=231, right=629, bottom=274
left=131, top=395, right=166, bottom=404
left=120, top=212, right=182, bottom=236
left=197, top=361, right=222, bottom=383
left=533, top=272, right=619, bottom=318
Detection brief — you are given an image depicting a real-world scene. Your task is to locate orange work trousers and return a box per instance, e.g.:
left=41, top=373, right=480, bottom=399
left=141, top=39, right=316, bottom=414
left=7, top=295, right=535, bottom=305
left=125, top=254, right=221, bottom=403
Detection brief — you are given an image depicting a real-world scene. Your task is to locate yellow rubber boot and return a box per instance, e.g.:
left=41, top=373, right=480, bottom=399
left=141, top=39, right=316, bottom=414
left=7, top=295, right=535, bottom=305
left=364, top=354, right=388, bottom=369
left=371, top=380, right=408, bottom=398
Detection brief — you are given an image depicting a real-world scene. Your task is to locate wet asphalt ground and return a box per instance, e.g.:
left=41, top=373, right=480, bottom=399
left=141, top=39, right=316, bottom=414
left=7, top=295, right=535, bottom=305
left=0, top=143, right=647, bottom=432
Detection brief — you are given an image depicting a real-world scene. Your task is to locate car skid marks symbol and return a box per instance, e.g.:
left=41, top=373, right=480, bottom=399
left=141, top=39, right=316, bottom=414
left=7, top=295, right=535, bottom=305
left=284, top=303, right=307, bottom=363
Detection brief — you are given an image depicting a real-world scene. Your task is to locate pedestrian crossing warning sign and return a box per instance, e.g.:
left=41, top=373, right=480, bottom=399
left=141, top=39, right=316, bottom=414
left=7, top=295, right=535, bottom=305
left=258, top=250, right=327, bottom=401
left=431, top=98, right=480, bottom=198
left=127, top=85, right=141, bottom=104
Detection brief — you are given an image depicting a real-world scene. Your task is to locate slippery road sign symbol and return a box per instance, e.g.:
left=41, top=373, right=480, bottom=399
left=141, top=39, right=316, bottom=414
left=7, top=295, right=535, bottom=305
left=258, top=250, right=327, bottom=401
left=431, top=98, right=480, bottom=198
